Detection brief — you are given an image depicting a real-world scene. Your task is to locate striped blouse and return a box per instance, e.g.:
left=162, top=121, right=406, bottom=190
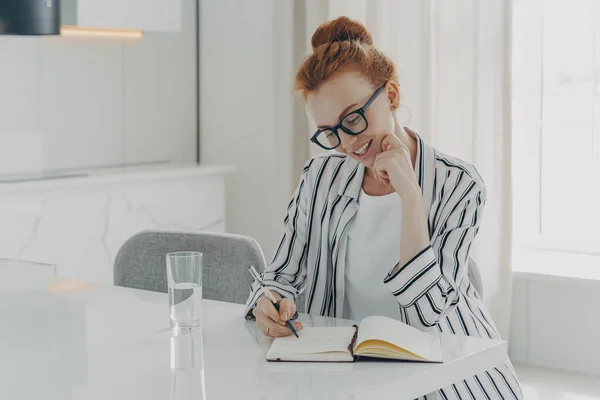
left=245, top=132, right=523, bottom=400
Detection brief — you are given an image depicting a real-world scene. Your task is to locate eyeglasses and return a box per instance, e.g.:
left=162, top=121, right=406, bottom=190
left=310, top=85, right=386, bottom=150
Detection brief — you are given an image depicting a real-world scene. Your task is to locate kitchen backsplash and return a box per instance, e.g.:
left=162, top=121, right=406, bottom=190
left=0, top=0, right=197, bottom=176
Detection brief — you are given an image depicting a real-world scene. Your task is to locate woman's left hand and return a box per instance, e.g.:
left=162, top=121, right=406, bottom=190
left=374, top=134, right=420, bottom=199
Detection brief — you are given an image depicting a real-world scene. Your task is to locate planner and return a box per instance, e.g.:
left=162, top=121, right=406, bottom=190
left=266, top=315, right=444, bottom=363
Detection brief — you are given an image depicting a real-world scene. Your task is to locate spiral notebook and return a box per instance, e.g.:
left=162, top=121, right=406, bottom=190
left=266, top=315, right=444, bottom=363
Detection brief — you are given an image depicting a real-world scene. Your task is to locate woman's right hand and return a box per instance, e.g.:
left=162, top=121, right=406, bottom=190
left=252, top=292, right=303, bottom=338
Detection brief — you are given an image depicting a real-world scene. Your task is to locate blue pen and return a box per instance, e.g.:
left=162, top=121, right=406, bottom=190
left=249, top=266, right=299, bottom=338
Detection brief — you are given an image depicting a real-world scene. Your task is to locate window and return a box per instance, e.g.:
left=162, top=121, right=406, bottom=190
left=513, top=0, right=600, bottom=256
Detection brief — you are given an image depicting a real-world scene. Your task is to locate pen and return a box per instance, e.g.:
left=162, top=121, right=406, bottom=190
left=248, top=266, right=299, bottom=338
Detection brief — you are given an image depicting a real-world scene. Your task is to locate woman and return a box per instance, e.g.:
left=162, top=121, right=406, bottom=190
left=245, top=16, right=523, bottom=400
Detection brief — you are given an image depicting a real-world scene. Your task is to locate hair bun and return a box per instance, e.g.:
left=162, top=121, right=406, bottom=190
left=311, top=16, right=373, bottom=51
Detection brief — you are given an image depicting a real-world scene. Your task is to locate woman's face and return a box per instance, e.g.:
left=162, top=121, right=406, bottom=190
left=306, top=67, right=398, bottom=168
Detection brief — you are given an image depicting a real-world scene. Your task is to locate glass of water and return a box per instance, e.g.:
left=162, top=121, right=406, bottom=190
left=166, top=252, right=203, bottom=330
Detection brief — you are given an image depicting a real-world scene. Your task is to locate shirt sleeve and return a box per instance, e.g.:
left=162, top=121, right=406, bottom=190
left=383, top=184, right=486, bottom=329
left=244, top=164, right=310, bottom=320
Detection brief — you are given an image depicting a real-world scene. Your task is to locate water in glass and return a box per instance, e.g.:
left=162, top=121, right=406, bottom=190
left=169, top=282, right=202, bottom=329
left=166, top=251, right=203, bottom=330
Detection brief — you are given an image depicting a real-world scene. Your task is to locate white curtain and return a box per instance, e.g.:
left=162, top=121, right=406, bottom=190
left=301, top=0, right=514, bottom=339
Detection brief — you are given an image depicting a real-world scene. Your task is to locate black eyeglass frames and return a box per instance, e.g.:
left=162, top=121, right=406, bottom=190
left=310, top=84, right=386, bottom=150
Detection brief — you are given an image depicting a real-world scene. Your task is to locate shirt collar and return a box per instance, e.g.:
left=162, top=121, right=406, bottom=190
left=337, top=156, right=364, bottom=200
left=409, top=128, right=436, bottom=223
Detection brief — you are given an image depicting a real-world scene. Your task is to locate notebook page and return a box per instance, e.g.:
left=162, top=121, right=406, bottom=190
left=356, top=316, right=443, bottom=362
left=267, top=326, right=356, bottom=360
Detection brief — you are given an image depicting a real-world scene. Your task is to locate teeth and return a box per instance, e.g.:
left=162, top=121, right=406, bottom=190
left=354, top=141, right=370, bottom=155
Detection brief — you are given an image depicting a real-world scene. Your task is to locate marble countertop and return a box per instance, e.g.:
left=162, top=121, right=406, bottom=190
left=0, top=162, right=234, bottom=194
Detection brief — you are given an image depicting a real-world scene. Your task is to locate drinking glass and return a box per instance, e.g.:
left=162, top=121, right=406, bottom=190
left=166, top=252, right=203, bottom=330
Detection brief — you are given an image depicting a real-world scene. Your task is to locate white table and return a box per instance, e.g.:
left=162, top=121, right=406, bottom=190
left=0, top=262, right=507, bottom=400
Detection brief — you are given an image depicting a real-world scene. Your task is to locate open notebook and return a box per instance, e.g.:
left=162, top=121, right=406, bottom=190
left=266, top=315, right=444, bottom=363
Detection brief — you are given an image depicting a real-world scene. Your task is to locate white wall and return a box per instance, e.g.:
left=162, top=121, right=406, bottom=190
left=199, top=0, right=306, bottom=259
left=510, top=275, right=600, bottom=376
left=0, top=0, right=197, bottom=176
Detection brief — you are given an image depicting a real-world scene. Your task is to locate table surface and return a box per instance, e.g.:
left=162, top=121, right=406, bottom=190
left=0, top=261, right=507, bottom=400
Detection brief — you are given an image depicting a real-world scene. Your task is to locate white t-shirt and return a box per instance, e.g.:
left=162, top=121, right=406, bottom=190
left=344, top=189, right=403, bottom=321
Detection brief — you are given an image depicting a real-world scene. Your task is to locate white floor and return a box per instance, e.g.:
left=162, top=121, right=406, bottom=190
left=515, top=363, right=600, bottom=399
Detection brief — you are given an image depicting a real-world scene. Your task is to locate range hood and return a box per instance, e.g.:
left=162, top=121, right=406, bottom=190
left=0, top=0, right=61, bottom=35
left=0, top=0, right=181, bottom=36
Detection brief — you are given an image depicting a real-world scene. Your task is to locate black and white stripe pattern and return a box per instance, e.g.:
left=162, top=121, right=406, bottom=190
left=245, top=132, right=523, bottom=399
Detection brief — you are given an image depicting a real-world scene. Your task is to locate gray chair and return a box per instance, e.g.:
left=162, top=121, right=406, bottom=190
left=114, top=231, right=266, bottom=304
left=114, top=230, right=483, bottom=307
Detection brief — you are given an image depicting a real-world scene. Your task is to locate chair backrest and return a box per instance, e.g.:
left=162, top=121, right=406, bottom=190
left=114, top=231, right=266, bottom=304
left=467, top=257, right=483, bottom=298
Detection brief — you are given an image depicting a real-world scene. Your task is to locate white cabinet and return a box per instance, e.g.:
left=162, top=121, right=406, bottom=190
left=0, top=165, right=231, bottom=284
left=61, top=0, right=181, bottom=32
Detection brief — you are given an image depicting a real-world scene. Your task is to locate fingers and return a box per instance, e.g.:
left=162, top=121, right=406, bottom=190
left=380, top=135, right=391, bottom=152
left=253, top=300, right=287, bottom=337
left=375, top=144, right=410, bottom=171
left=293, top=321, right=303, bottom=332
left=373, top=155, right=391, bottom=186
left=379, top=171, right=390, bottom=185
left=257, top=318, right=290, bottom=337
left=255, top=296, right=280, bottom=324
left=253, top=294, right=304, bottom=338
left=278, top=298, right=296, bottom=322
left=373, top=164, right=384, bottom=185
left=258, top=319, right=304, bottom=338
left=380, top=134, right=403, bottom=151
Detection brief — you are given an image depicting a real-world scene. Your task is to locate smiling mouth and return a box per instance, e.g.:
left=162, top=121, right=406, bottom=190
left=353, top=139, right=372, bottom=156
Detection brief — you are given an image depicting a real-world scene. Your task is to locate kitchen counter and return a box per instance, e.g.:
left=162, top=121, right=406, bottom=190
left=0, top=162, right=233, bottom=284
left=0, top=162, right=234, bottom=194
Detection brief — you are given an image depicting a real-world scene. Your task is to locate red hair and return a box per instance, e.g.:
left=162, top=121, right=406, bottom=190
left=294, top=16, right=398, bottom=98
